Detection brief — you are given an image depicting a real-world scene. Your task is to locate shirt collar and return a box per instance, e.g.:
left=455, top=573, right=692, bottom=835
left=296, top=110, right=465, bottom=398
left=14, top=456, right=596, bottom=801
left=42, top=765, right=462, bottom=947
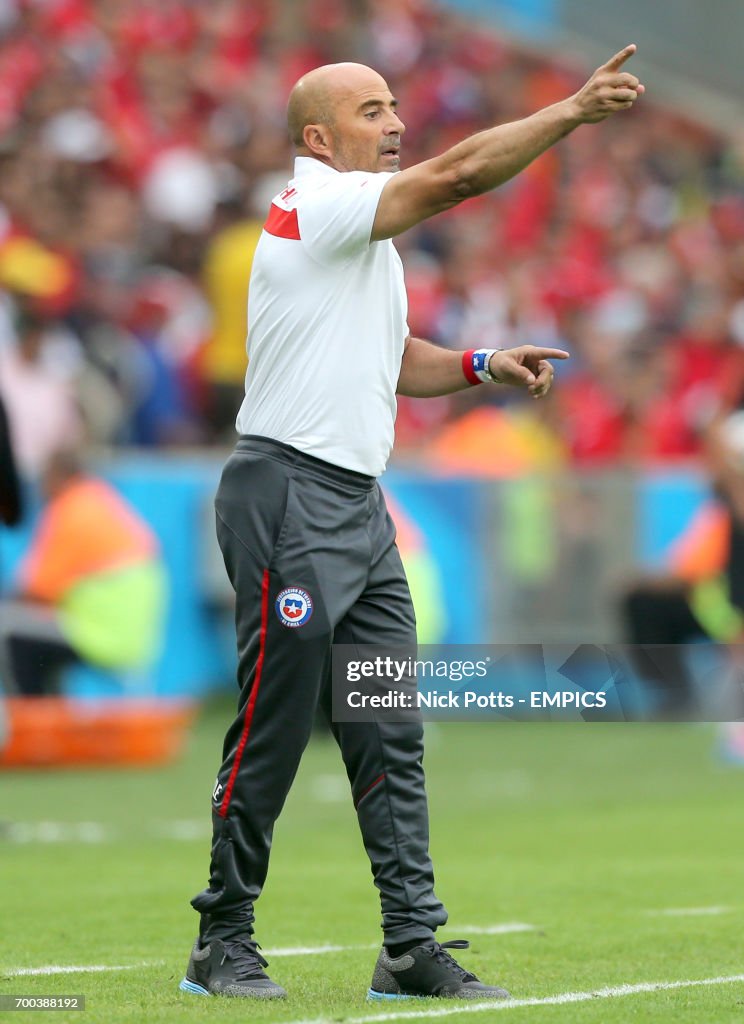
left=293, top=156, right=341, bottom=179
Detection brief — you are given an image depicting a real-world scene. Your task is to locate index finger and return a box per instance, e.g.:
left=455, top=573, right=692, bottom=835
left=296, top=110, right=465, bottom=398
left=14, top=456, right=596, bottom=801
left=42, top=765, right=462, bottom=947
left=602, top=43, right=637, bottom=72
left=530, top=348, right=570, bottom=360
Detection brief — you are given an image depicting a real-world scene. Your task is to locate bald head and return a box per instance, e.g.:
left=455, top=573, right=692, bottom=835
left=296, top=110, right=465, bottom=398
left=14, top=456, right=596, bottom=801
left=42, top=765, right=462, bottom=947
left=287, top=63, right=390, bottom=150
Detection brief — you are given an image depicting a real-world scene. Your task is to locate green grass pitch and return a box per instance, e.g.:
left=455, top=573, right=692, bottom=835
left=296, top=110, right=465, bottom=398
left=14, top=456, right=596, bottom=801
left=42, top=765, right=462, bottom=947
left=2, top=698, right=744, bottom=1022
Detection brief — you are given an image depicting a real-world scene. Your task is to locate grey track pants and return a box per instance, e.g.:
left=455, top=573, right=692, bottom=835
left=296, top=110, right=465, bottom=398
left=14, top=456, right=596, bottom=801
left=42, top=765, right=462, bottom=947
left=191, top=436, right=447, bottom=945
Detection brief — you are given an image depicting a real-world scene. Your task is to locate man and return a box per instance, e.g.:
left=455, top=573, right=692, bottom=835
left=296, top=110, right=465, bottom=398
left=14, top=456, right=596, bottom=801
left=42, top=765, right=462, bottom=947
left=182, top=48, right=644, bottom=1001
left=0, top=449, right=166, bottom=696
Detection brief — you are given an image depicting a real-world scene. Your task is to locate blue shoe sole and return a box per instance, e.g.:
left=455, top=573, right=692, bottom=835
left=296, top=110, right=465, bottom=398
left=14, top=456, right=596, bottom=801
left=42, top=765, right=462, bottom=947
left=179, top=978, right=209, bottom=996
left=367, top=989, right=426, bottom=1001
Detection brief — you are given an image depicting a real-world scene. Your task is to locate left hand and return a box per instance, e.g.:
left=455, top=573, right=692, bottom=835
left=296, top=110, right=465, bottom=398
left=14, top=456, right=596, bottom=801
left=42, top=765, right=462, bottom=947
left=489, top=345, right=570, bottom=398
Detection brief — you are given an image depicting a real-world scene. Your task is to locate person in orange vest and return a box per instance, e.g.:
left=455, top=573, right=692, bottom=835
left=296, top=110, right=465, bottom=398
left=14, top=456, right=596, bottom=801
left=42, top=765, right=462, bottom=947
left=0, top=448, right=166, bottom=696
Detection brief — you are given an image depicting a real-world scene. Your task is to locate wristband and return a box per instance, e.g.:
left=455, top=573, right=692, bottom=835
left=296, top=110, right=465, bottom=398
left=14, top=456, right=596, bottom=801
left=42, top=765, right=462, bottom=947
left=462, top=348, right=503, bottom=386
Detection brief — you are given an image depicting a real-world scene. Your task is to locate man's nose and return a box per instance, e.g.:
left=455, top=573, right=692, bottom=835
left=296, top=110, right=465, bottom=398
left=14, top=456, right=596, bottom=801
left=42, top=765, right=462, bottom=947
left=386, top=112, right=405, bottom=136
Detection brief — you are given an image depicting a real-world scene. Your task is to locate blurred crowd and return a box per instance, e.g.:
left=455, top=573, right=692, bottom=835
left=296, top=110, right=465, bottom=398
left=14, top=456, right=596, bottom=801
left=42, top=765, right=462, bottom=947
left=2, top=0, right=744, bottom=479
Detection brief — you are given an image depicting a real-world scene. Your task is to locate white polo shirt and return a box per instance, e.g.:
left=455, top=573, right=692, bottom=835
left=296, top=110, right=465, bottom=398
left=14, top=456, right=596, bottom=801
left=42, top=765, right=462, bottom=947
left=235, top=157, right=408, bottom=476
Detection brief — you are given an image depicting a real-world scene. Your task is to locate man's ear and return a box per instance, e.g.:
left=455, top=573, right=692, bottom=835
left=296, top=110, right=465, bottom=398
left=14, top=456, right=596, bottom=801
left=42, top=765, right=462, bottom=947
left=303, top=124, right=331, bottom=158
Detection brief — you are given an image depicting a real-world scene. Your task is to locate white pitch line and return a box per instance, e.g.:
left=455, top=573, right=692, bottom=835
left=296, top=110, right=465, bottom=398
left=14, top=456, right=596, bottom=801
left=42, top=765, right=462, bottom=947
left=5, top=962, right=162, bottom=977
left=456, top=924, right=535, bottom=936
left=267, top=944, right=377, bottom=957
left=286, top=973, right=744, bottom=1024
left=156, top=820, right=211, bottom=841
left=4, top=822, right=109, bottom=844
left=648, top=906, right=731, bottom=917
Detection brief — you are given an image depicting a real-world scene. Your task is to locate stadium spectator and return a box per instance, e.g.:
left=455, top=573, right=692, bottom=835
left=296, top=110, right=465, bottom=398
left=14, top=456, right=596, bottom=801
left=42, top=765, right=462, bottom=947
left=0, top=448, right=166, bottom=696
left=199, top=202, right=264, bottom=440
left=0, top=299, right=84, bottom=479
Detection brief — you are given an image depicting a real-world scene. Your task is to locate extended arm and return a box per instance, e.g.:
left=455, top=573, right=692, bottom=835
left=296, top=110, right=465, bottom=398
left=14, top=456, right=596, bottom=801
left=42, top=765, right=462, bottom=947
left=397, top=336, right=569, bottom=398
left=373, top=45, right=644, bottom=240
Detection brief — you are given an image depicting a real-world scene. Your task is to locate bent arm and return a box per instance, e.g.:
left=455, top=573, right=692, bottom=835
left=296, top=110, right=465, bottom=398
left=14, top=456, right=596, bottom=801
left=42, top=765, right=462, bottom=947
left=397, top=337, right=569, bottom=398
left=397, top=337, right=472, bottom=397
left=373, top=44, right=643, bottom=241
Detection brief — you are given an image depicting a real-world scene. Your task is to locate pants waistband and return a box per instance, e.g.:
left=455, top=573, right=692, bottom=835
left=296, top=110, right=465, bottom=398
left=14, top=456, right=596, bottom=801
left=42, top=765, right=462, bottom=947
left=236, top=435, right=376, bottom=491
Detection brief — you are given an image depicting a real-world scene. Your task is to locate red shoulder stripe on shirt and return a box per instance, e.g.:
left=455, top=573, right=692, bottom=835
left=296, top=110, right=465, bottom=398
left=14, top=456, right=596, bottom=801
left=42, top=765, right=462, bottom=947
left=264, top=203, right=301, bottom=240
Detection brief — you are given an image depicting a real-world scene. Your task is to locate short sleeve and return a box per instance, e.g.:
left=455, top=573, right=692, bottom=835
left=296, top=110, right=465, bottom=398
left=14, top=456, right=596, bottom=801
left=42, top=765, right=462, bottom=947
left=297, top=171, right=392, bottom=266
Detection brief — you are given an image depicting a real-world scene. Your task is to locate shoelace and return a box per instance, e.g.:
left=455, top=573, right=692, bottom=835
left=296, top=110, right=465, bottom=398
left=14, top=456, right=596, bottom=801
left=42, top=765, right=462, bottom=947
left=221, top=938, right=269, bottom=978
left=426, top=940, right=478, bottom=983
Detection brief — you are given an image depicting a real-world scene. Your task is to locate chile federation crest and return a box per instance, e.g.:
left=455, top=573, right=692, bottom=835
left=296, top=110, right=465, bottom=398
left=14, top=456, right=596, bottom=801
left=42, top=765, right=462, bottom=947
left=275, top=587, right=314, bottom=628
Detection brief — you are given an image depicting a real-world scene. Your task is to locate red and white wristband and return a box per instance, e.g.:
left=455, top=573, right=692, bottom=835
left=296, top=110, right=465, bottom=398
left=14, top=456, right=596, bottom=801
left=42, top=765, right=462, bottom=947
left=462, top=348, right=503, bottom=386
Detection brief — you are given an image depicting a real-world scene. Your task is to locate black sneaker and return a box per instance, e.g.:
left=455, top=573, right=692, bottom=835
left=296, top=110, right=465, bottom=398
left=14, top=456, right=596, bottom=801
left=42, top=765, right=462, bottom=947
left=179, top=937, right=287, bottom=998
left=368, top=939, right=510, bottom=1000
